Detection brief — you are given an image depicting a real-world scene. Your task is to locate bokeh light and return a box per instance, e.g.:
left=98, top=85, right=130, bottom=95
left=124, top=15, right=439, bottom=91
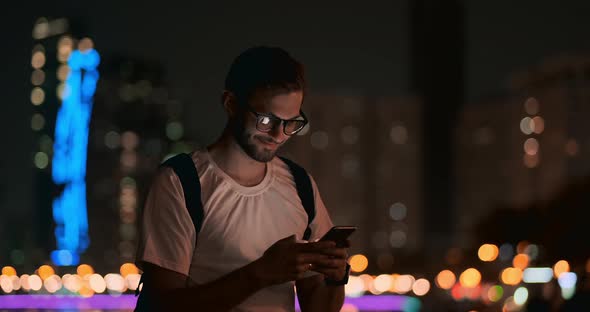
left=516, top=241, right=529, bottom=254
left=523, top=244, right=539, bottom=260
left=478, top=244, right=499, bottom=262
left=34, top=152, right=49, bottom=169
left=57, top=64, right=70, bottom=81
left=512, top=254, right=530, bottom=270
left=349, top=254, right=369, bottom=273
left=0, top=275, right=12, bottom=293
left=31, top=87, right=45, bottom=105
left=77, top=264, right=94, bottom=277
left=344, top=275, right=365, bottom=298
left=120, top=263, right=139, bottom=278
left=436, top=270, right=456, bottom=290
left=412, top=278, right=430, bottom=296
left=1, top=266, right=16, bottom=276
left=520, top=117, right=533, bottom=135
left=63, top=274, right=82, bottom=292
left=38, top=265, right=55, bottom=281
left=524, top=97, right=540, bottom=115
left=523, top=153, right=540, bottom=168
left=125, top=273, right=141, bottom=291
left=57, top=36, right=74, bottom=62
left=78, top=37, right=95, bottom=52
left=501, top=267, right=523, bottom=286
left=459, top=268, right=481, bottom=288
left=31, top=69, right=45, bottom=85
left=514, top=287, right=529, bottom=306
left=487, top=285, right=504, bottom=302
left=557, top=272, right=577, bottom=289
left=523, top=267, right=553, bottom=283
left=31, top=51, right=46, bottom=69
left=105, top=273, right=126, bottom=293
left=89, top=273, right=106, bottom=293
left=389, top=202, right=407, bottom=221
left=43, top=275, right=62, bottom=293
left=393, top=275, right=414, bottom=294
left=29, top=274, right=42, bottom=291
left=166, top=121, right=184, bottom=141
left=10, top=275, right=20, bottom=291
left=121, top=131, right=139, bottom=150
left=374, top=274, right=393, bottom=293
left=523, top=138, right=539, bottom=156
left=31, top=113, right=45, bottom=131
left=20, top=274, right=31, bottom=291
left=499, top=243, right=514, bottom=261
left=553, top=260, right=570, bottom=278
left=531, top=116, right=544, bottom=134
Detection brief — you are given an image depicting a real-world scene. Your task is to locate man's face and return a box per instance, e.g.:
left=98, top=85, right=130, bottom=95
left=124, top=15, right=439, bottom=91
left=231, top=89, right=304, bottom=163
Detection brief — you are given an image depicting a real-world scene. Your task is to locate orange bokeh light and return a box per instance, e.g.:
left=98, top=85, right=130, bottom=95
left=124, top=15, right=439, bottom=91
left=478, top=244, right=499, bottom=262
left=501, top=267, right=523, bottom=286
left=553, top=260, right=570, bottom=278
left=120, top=263, right=139, bottom=278
left=436, top=270, right=456, bottom=290
left=77, top=264, right=94, bottom=277
left=513, top=254, right=530, bottom=270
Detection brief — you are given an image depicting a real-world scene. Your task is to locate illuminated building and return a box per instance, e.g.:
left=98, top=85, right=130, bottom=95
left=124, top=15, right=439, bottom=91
left=29, top=17, right=98, bottom=266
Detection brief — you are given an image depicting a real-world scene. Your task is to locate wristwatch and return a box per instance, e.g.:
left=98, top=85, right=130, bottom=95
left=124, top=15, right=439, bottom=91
left=324, top=263, right=350, bottom=286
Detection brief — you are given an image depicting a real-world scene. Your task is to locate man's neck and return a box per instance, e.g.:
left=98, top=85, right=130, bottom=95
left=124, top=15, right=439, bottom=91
left=207, top=132, right=267, bottom=187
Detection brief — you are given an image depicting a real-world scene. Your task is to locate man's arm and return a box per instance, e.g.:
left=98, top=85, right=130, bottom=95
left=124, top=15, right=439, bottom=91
left=139, top=235, right=337, bottom=312
left=296, top=274, right=345, bottom=312
left=140, top=261, right=263, bottom=312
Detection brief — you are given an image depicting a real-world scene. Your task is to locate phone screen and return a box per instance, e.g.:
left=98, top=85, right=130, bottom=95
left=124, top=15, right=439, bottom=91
left=319, top=226, right=357, bottom=247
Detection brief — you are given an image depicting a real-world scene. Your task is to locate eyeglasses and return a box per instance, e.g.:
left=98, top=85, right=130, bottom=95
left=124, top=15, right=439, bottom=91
left=246, top=107, right=308, bottom=136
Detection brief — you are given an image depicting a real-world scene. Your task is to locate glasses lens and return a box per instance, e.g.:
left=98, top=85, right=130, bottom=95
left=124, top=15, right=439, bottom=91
left=257, top=116, right=275, bottom=131
left=284, top=120, right=306, bottom=134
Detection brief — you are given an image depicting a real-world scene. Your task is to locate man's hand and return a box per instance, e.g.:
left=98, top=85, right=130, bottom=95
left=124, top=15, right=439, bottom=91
left=309, top=239, right=350, bottom=281
left=250, top=235, right=337, bottom=287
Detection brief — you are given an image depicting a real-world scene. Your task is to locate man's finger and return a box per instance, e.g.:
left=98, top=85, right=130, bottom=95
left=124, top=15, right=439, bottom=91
left=296, top=253, right=330, bottom=264
left=318, top=248, right=348, bottom=258
left=314, top=258, right=346, bottom=268
left=297, top=240, right=336, bottom=252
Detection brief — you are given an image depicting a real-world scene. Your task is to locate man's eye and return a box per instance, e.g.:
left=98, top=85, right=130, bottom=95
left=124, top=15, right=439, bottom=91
left=261, top=117, right=271, bottom=125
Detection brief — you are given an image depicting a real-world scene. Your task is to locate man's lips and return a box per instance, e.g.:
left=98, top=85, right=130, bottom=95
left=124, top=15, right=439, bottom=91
left=257, top=137, right=281, bottom=147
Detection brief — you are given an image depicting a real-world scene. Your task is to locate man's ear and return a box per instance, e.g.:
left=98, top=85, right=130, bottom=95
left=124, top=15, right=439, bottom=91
left=221, top=90, right=238, bottom=117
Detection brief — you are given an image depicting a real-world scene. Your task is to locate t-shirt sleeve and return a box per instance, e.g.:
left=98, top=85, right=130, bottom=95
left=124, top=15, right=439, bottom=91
left=135, top=167, right=196, bottom=276
left=307, top=174, right=334, bottom=242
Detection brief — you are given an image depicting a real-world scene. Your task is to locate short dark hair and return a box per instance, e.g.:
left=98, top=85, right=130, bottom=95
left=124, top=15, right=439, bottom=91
left=224, top=46, right=305, bottom=105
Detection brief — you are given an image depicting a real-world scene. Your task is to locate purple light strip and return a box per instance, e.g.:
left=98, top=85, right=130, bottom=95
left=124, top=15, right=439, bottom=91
left=0, top=294, right=419, bottom=311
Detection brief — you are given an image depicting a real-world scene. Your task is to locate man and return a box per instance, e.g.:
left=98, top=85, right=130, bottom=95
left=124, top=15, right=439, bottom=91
left=135, top=46, right=350, bottom=311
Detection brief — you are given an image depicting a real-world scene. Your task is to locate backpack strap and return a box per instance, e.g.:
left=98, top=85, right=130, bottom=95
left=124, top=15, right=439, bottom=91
left=160, top=153, right=204, bottom=233
left=278, top=156, right=316, bottom=241
left=135, top=153, right=203, bottom=302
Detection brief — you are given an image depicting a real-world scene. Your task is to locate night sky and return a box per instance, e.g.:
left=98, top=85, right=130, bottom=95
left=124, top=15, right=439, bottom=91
left=1, top=0, right=589, bottom=234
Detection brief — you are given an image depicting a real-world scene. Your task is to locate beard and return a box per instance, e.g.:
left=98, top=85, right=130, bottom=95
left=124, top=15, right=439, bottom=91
left=231, top=118, right=281, bottom=163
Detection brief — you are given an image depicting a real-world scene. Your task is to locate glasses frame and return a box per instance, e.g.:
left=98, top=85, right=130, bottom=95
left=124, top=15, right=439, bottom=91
left=246, top=106, right=308, bottom=136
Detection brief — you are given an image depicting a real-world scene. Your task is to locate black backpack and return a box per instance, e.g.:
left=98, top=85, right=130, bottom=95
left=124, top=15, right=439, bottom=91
left=135, top=153, right=316, bottom=310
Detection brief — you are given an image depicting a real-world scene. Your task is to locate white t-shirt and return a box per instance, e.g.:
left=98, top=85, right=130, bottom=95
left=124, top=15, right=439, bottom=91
left=136, top=149, right=333, bottom=312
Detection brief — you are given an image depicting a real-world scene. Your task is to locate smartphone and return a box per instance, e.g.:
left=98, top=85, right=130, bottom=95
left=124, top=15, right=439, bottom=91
left=318, top=226, right=357, bottom=247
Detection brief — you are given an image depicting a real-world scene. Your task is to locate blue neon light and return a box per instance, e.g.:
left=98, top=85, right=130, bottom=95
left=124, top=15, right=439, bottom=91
left=51, top=48, right=100, bottom=266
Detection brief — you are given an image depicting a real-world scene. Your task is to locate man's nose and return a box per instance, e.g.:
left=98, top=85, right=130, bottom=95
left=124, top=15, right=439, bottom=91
left=268, top=123, right=287, bottom=142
